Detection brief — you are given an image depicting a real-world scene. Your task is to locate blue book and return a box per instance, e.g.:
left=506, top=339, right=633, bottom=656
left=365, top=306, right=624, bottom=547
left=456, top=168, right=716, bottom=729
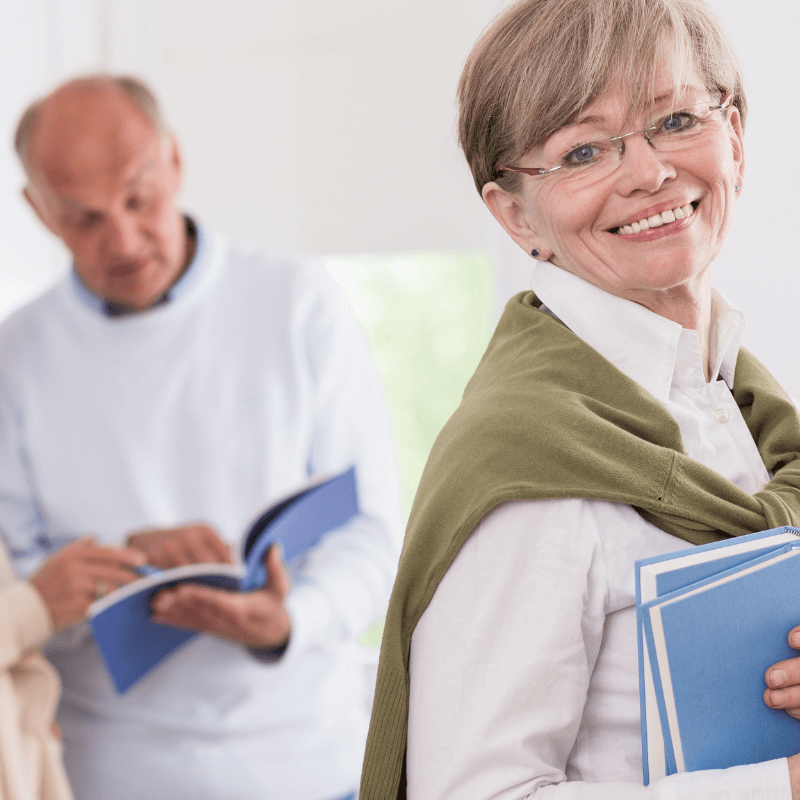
left=89, top=467, right=359, bottom=693
left=635, top=526, right=800, bottom=783
left=637, top=528, right=800, bottom=780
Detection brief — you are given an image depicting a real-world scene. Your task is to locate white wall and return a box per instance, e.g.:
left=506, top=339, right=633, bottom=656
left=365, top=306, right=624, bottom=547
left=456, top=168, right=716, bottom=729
left=158, top=0, right=487, bottom=255
left=2, top=0, right=800, bottom=392
left=703, top=0, right=800, bottom=396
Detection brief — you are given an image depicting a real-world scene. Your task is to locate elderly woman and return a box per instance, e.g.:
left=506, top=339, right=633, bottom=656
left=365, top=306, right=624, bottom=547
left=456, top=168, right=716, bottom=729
left=360, top=0, right=800, bottom=798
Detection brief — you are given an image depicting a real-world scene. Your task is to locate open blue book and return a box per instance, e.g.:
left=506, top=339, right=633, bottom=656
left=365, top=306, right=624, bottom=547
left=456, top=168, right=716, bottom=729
left=89, top=467, right=359, bottom=693
left=635, top=526, right=800, bottom=783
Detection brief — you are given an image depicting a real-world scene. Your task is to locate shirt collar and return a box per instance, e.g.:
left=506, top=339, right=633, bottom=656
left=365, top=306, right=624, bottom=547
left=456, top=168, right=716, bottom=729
left=71, top=215, right=205, bottom=317
left=530, top=260, right=745, bottom=402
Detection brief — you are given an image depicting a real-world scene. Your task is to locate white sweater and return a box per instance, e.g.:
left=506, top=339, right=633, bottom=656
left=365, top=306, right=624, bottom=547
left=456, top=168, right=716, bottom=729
left=0, top=225, right=403, bottom=800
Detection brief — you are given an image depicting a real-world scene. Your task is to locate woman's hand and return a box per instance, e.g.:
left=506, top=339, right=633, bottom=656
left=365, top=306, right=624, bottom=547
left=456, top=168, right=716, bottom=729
left=763, top=626, right=800, bottom=718
left=765, top=632, right=800, bottom=798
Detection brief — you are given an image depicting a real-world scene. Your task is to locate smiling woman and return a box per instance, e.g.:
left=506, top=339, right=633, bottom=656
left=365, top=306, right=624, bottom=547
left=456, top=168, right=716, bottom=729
left=483, top=70, right=743, bottom=345
left=359, top=1, right=800, bottom=799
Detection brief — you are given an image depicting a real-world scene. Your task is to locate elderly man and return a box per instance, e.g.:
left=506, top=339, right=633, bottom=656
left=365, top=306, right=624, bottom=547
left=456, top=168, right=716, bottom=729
left=1, top=75, right=402, bottom=800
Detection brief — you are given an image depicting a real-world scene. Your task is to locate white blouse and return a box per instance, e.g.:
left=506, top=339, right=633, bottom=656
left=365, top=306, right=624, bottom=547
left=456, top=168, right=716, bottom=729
left=407, top=261, right=792, bottom=800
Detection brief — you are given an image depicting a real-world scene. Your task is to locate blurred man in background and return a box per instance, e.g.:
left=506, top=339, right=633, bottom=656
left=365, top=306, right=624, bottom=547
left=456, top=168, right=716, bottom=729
left=0, top=75, right=402, bottom=800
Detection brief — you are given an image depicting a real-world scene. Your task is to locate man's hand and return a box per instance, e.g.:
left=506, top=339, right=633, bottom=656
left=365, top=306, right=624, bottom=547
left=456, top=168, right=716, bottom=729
left=150, top=544, right=291, bottom=649
left=30, top=537, right=146, bottom=631
left=126, top=523, right=232, bottom=568
left=764, top=625, right=800, bottom=718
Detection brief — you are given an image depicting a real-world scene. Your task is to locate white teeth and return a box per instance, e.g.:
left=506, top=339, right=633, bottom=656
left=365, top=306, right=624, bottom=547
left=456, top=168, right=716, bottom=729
left=615, top=203, right=695, bottom=234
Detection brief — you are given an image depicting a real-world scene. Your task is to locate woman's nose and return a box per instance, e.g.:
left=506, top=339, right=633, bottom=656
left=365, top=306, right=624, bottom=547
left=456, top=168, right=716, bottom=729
left=612, top=132, right=678, bottom=195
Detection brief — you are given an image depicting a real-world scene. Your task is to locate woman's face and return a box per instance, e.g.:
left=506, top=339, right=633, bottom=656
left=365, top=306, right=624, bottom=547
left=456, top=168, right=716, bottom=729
left=484, top=65, right=745, bottom=311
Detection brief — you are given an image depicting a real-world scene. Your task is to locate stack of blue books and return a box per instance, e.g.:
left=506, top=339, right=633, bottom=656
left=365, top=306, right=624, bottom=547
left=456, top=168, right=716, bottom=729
left=636, top=526, right=800, bottom=784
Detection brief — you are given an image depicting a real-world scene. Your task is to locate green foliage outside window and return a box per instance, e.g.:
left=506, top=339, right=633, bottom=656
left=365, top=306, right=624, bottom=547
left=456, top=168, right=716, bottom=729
left=325, top=252, right=493, bottom=646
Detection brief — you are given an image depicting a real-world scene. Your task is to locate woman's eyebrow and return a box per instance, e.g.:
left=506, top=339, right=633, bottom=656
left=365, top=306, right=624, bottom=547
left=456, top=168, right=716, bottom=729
left=570, top=113, right=605, bottom=128
left=568, top=91, right=683, bottom=129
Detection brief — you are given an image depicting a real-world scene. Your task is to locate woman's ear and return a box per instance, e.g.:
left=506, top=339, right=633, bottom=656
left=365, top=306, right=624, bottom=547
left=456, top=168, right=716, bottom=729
left=482, top=181, right=539, bottom=254
left=727, top=106, right=745, bottom=193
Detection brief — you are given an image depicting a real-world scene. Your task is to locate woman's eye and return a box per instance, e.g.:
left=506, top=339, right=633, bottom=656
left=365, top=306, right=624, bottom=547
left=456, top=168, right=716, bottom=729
left=661, top=113, right=695, bottom=133
left=564, top=143, right=599, bottom=165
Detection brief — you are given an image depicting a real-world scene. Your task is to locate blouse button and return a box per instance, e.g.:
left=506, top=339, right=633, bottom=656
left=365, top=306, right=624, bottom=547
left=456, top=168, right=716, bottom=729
left=713, top=406, right=729, bottom=423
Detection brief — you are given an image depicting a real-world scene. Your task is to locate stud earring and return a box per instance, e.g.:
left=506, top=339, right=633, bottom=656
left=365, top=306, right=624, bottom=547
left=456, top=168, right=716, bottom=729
left=735, top=185, right=740, bottom=193
left=531, top=248, right=540, bottom=258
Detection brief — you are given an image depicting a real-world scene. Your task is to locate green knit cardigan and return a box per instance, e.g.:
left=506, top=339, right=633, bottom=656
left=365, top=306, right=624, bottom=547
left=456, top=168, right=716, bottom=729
left=360, top=291, right=800, bottom=798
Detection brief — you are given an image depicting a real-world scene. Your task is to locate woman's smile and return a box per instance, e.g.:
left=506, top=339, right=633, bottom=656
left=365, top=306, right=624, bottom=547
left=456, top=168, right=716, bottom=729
left=609, top=200, right=698, bottom=236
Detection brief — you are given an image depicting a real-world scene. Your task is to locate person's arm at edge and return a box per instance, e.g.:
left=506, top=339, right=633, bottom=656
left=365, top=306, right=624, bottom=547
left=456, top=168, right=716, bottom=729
left=0, top=578, right=53, bottom=671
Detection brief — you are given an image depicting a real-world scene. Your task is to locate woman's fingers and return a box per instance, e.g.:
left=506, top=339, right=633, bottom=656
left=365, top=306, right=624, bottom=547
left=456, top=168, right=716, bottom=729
left=764, top=629, right=800, bottom=715
left=763, top=682, right=800, bottom=717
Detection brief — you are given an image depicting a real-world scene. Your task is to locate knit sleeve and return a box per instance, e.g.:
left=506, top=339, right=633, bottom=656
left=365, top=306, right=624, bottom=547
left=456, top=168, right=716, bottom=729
left=268, top=261, right=403, bottom=659
left=0, top=373, right=56, bottom=578
left=0, top=579, right=54, bottom=671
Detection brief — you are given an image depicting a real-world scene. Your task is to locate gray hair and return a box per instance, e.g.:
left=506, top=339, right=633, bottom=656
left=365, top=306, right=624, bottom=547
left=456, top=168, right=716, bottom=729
left=14, top=74, right=168, bottom=179
left=457, top=0, right=746, bottom=195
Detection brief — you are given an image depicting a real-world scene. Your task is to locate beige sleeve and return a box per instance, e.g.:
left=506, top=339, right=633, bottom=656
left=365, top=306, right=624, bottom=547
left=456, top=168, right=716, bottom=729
left=0, top=581, right=54, bottom=671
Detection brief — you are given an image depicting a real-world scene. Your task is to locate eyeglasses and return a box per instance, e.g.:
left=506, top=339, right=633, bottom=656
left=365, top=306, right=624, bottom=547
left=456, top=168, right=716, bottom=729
left=497, top=94, right=731, bottom=186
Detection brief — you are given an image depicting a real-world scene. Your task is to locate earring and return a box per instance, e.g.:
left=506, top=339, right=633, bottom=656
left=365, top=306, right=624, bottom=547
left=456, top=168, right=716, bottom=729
left=531, top=248, right=540, bottom=258
left=735, top=185, right=740, bottom=193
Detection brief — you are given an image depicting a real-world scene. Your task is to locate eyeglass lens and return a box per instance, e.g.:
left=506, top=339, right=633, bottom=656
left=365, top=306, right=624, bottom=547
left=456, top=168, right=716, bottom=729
left=509, top=97, right=729, bottom=185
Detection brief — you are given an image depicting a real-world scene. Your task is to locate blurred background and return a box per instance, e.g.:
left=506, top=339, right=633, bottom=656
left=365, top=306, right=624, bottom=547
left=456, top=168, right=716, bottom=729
left=1, top=0, right=799, bottom=527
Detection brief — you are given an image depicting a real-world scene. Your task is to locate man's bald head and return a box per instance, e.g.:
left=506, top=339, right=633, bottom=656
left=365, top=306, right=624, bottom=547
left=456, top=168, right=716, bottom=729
left=15, top=75, right=166, bottom=182
left=16, top=75, right=192, bottom=312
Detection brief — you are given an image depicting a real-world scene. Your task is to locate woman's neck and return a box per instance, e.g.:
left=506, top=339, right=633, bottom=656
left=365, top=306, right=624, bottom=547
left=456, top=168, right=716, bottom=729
left=636, top=274, right=714, bottom=382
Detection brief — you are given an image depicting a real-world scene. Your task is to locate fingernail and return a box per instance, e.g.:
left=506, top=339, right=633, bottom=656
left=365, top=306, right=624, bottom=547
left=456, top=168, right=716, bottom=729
left=791, top=632, right=800, bottom=649
left=769, top=668, right=788, bottom=688
left=153, top=595, right=174, bottom=613
left=769, top=688, right=787, bottom=707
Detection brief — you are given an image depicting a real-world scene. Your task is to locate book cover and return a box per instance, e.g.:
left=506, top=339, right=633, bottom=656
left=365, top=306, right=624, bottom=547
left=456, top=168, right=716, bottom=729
left=89, top=466, right=359, bottom=692
left=635, top=526, right=800, bottom=783
left=641, top=542, right=800, bottom=775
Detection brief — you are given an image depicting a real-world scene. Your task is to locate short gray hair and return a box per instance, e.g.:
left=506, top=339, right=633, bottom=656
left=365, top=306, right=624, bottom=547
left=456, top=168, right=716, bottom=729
left=14, top=74, right=168, bottom=179
left=457, top=0, right=746, bottom=195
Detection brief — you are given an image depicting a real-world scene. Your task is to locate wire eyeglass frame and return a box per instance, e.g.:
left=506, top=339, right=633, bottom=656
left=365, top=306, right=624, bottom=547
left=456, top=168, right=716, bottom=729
left=497, top=93, right=733, bottom=181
